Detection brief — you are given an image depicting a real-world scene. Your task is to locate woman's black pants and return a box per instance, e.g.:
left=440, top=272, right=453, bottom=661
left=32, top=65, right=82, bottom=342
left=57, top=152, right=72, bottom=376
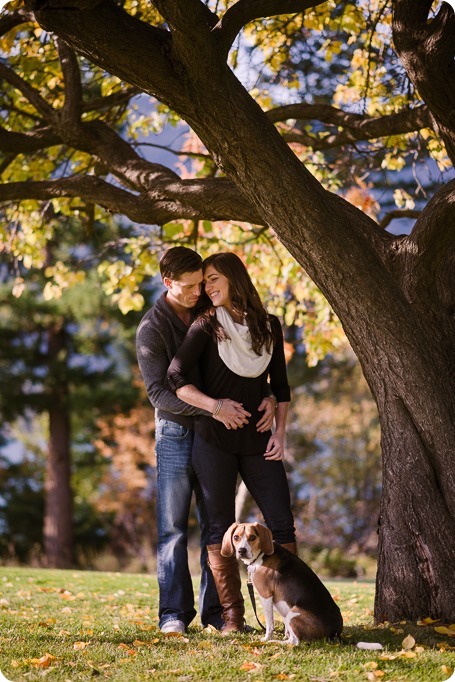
left=192, top=432, right=296, bottom=546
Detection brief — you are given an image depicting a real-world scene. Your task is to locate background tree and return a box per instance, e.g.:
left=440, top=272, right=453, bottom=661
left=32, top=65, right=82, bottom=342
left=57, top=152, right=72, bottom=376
left=0, top=226, right=140, bottom=566
left=0, top=0, right=454, bottom=621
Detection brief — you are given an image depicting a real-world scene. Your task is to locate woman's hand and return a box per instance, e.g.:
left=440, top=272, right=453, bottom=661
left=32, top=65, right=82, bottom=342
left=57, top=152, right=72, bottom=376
left=264, top=432, right=285, bottom=460
left=255, top=395, right=277, bottom=432
left=214, top=399, right=251, bottom=430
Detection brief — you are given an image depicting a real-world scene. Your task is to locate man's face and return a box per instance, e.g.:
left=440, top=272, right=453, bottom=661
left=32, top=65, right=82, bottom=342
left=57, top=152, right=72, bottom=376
left=164, top=270, right=203, bottom=309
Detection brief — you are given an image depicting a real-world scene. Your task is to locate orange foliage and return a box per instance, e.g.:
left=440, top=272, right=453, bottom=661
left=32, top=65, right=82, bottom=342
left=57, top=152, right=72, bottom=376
left=92, top=377, right=157, bottom=559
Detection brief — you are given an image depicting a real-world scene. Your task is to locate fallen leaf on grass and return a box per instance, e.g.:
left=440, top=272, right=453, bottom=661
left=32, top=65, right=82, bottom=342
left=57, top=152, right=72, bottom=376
left=73, top=641, right=89, bottom=650
left=240, top=661, right=263, bottom=672
left=437, top=642, right=455, bottom=651
left=417, top=617, right=440, bottom=626
left=27, top=653, right=57, bottom=668
left=203, top=624, right=218, bottom=634
left=402, top=634, right=416, bottom=650
left=435, top=625, right=455, bottom=637
left=38, top=619, right=56, bottom=628
left=367, top=671, right=385, bottom=679
left=197, top=641, right=213, bottom=650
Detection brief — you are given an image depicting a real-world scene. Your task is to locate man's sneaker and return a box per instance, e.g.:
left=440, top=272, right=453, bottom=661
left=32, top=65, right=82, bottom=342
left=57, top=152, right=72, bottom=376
left=160, top=619, right=186, bottom=634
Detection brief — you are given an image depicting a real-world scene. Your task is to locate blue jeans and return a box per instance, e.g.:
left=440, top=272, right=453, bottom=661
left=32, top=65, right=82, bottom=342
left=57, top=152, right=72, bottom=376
left=155, top=418, right=223, bottom=630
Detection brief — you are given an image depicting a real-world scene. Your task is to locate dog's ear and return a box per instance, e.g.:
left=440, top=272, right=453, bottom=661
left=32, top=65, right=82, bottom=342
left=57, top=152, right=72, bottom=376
left=255, top=523, right=274, bottom=555
left=221, top=523, right=239, bottom=557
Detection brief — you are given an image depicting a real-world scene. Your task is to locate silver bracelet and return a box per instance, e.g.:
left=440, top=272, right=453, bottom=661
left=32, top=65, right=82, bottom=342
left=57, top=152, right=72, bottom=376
left=212, top=399, right=223, bottom=417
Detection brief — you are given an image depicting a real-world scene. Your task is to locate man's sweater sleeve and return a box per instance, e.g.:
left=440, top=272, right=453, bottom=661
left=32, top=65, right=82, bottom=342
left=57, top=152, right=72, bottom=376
left=136, top=316, right=206, bottom=417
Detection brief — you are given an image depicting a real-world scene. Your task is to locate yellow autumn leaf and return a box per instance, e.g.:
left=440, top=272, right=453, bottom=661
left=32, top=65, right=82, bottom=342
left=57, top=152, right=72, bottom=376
left=240, top=661, right=262, bottom=671
left=197, top=641, right=213, bottom=649
left=437, top=641, right=453, bottom=650
left=28, top=653, right=56, bottom=668
left=417, top=617, right=440, bottom=625
left=73, top=641, right=89, bottom=650
left=435, top=626, right=455, bottom=637
left=402, top=634, right=416, bottom=650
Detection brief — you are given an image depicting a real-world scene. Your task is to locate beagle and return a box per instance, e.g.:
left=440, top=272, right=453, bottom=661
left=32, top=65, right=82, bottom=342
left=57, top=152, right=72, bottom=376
left=221, top=522, right=343, bottom=645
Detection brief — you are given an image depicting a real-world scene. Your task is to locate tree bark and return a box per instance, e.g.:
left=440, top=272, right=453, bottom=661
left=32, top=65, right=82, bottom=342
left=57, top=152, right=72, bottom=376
left=43, top=323, right=74, bottom=568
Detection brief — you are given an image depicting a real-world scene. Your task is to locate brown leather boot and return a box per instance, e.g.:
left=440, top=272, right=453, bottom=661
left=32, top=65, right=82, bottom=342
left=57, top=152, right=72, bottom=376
left=280, top=542, right=298, bottom=555
left=207, top=544, right=245, bottom=634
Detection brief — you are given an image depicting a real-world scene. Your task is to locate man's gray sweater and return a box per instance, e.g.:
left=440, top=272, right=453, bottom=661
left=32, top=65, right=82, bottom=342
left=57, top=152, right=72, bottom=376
left=136, top=291, right=206, bottom=429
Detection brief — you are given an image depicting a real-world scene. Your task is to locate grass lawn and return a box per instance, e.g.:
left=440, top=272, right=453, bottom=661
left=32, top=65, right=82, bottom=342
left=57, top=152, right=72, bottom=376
left=0, top=567, right=454, bottom=681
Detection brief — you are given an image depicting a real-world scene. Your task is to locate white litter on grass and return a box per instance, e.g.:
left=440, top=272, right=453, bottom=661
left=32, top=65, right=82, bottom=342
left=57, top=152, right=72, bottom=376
left=356, top=641, right=383, bottom=650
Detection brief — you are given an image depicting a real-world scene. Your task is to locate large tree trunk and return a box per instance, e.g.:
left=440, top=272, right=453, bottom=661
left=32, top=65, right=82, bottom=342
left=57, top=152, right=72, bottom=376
left=375, top=391, right=455, bottom=621
left=43, top=323, right=74, bottom=568
left=32, top=0, right=455, bottom=619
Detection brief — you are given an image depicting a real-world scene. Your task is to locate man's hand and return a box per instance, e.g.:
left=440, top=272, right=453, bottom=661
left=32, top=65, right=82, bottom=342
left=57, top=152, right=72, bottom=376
left=213, top=399, right=251, bottom=430
left=256, top=395, right=276, bottom=432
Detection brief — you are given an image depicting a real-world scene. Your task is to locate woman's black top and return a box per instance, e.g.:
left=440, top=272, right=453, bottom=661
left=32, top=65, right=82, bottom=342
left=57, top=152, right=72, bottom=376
left=167, top=314, right=290, bottom=455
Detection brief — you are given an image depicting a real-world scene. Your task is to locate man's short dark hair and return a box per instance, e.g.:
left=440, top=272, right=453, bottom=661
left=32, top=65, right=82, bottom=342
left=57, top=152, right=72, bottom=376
left=159, top=246, right=203, bottom=281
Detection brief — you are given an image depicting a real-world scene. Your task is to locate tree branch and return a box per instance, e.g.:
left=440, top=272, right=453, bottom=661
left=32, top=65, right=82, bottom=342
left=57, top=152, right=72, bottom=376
left=392, top=0, right=455, bottom=164
left=379, top=209, right=421, bottom=230
left=0, top=9, right=34, bottom=36
left=271, top=104, right=432, bottom=150
left=0, top=176, right=144, bottom=217
left=55, top=37, right=83, bottom=129
left=0, top=173, right=264, bottom=225
left=0, top=126, right=61, bottom=155
left=32, top=0, right=184, bottom=110
left=0, top=61, right=55, bottom=122
left=214, top=0, right=327, bottom=58
left=82, top=87, right=139, bottom=115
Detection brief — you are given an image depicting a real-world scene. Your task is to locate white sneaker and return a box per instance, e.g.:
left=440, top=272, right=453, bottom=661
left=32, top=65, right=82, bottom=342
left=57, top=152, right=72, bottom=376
left=160, top=619, right=186, bottom=634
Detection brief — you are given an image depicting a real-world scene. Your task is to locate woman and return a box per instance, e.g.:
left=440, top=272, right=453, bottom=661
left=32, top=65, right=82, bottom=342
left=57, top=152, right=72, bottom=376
left=167, top=252, right=296, bottom=633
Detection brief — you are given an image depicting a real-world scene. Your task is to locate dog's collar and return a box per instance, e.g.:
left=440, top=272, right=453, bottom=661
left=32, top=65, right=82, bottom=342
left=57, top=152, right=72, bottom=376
left=245, top=551, right=264, bottom=567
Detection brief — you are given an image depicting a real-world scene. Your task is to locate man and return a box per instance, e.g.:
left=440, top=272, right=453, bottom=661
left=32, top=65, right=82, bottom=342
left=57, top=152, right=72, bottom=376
left=136, top=246, right=276, bottom=633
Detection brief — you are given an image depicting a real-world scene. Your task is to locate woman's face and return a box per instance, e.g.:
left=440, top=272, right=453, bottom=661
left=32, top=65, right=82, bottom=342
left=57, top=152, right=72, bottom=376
left=203, top=264, right=231, bottom=308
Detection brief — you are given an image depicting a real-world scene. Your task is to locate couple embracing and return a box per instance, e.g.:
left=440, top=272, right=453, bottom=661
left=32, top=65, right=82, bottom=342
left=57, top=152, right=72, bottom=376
left=136, top=247, right=296, bottom=634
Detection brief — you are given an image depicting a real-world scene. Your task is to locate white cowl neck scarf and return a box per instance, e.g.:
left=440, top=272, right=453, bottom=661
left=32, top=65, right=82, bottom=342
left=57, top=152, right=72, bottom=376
left=215, top=306, right=272, bottom=378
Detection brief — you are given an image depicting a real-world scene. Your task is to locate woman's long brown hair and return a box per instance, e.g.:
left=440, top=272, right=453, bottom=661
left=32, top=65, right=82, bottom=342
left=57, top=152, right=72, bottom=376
left=197, top=252, right=275, bottom=355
